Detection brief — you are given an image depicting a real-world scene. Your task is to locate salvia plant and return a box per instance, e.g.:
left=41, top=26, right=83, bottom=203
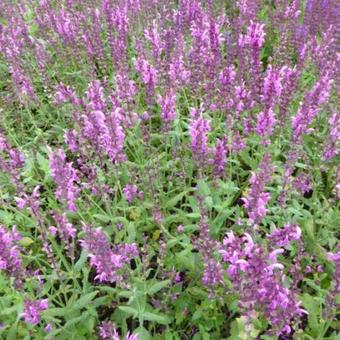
left=0, top=0, right=339, bottom=339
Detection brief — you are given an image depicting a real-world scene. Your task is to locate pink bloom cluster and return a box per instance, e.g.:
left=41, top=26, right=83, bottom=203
left=99, top=321, right=138, bottom=340
left=49, top=149, right=79, bottom=212
left=0, top=226, right=23, bottom=283
left=123, top=184, right=144, bottom=204
left=220, top=231, right=306, bottom=335
left=22, top=299, right=48, bottom=325
left=80, top=225, right=138, bottom=284
left=243, top=154, right=273, bottom=225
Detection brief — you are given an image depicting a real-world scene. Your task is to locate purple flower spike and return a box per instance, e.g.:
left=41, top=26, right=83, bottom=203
left=22, top=299, right=48, bottom=325
left=49, top=148, right=79, bottom=212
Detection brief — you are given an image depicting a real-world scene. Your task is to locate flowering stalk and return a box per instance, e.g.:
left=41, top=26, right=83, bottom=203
left=0, top=226, right=24, bottom=287
left=80, top=224, right=138, bottom=285
left=219, top=231, right=306, bottom=336
left=22, top=299, right=48, bottom=325
left=243, top=154, right=273, bottom=226
left=189, top=108, right=212, bottom=171
left=49, top=148, right=79, bottom=212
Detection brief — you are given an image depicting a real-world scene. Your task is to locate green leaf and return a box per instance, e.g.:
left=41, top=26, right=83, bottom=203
left=72, top=291, right=98, bottom=310
left=75, top=250, right=88, bottom=272
left=165, top=191, right=188, bottom=208
left=127, top=222, right=136, bottom=242
left=176, top=249, right=196, bottom=272
left=134, top=326, right=151, bottom=340
left=197, top=179, right=210, bottom=197
left=18, top=237, right=34, bottom=247
left=143, top=311, right=170, bottom=324
left=36, top=152, right=50, bottom=176
left=93, top=214, right=111, bottom=223
left=192, top=309, right=203, bottom=321
left=301, top=294, right=320, bottom=335
left=119, top=306, right=138, bottom=317
left=44, top=307, right=68, bottom=317
left=148, top=279, right=170, bottom=295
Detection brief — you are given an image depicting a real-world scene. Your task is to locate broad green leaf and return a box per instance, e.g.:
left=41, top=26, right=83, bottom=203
left=148, top=279, right=170, bottom=295
left=134, top=326, right=151, bottom=340
left=165, top=191, right=188, bottom=208
left=75, top=250, right=88, bottom=272
left=72, top=291, right=98, bottom=310
left=119, top=306, right=138, bottom=317
left=18, top=237, right=34, bottom=247
left=93, top=214, right=111, bottom=223
left=143, top=311, right=170, bottom=324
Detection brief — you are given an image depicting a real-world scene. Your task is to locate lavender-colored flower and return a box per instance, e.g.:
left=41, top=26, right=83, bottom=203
left=123, top=184, right=144, bottom=203
left=64, top=129, right=79, bottom=153
left=291, top=75, right=332, bottom=142
left=99, top=321, right=138, bottom=340
left=194, top=203, right=224, bottom=290
left=176, top=224, right=184, bottom=233
left=219, top=65, right=236, bottom=87
left=144, top=20, right=164, bottom=62
left=323, top=113, right=340, bottom=160
left=293, top=173, right=313, bottom=194
left=80, top=225, right=138, bottom=284
left=213, top=137, right=228, bottom=177
left=243, top=154, right=273, bottom=225
left=278, top=66, right=298, bottom=124
left=189, top=108, right=211, bottom=168
left=0, top=134, right=25, bottom=190
left=157, top=89, right=176, bottom=124
left=83, top=108, right=126, bottom=164
left=219, top=232, right=306, bottom=335
left=116, top=223, right=124, bottom=231
left=54, top=8, right=77, bottom=44
left=134, top=57, right=157, bottom=98
left=202, top=257, right=224, bottom=289
left=44, top=323, right=52, bottom=333
left=261, top=65, right=283, bottom=108
left=8, top=149, right=25, bottom=168
left=255, top=107, right=276, bottom=143
left=49, top=211, right=76, bottom=258
left=49, top=149, right=79, bottom=211
left=99, top=321, right=120, bottom=340
left=0, top=226, right=23, bottom=282
left=245, top=21, right=266, bottom=50
left=55, top=83, right=82, bottom=109
left=324, top=249, right=340, bottom=318
left=168, top=54, right=191, bottom=87
left=268, top=224, right=302, bottom=247
left=232, top=131, right=246, bottom=153
left=174, top=272, right=182, bottom=283
left=229, top=83, right=255, bottom=119
left=115, top=71, right=137, bottom=104
left=15, top=185, right=41, bottom=214
left=86, top=80, right=106, bottom=112
left=22, top=299, right=48, bottom=325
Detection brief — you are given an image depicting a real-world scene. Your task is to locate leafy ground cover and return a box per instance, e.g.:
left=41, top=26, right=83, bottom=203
left=0, top=0, right=339, bottom=339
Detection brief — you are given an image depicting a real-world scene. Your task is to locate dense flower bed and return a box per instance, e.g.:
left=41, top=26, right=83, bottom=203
left=0, top=0, right=339, bottom=339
